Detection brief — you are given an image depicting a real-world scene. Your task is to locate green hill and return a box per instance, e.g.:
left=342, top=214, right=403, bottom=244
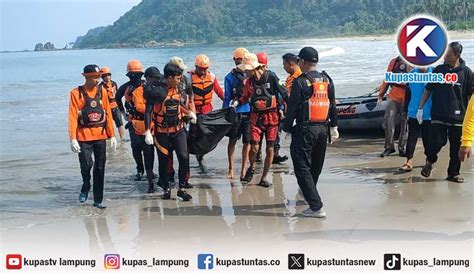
left=74, top=0, right=474, bottom=49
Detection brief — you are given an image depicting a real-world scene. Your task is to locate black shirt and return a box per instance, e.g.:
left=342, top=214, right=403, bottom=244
left=426, top=58, right=473, bottom=124
left=283, top=70, right=337, bottom=132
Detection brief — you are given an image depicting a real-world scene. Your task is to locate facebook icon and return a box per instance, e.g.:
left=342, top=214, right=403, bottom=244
left=197, top=254, right=214, bottom=270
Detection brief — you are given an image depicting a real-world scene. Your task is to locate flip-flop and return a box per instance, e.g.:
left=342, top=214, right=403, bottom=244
left=446, top=175, right=465, bottom=183
left=399, top=162, right=413, bottom=172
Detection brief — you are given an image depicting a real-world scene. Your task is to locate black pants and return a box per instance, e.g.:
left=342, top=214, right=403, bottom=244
left=128, top=126, right=144, bottom=174
left=405, top=118, right=431, bottom=160
left=155, top=129, right=189, bottom=190
left=78, top=140, right=106, bottom=203
left=274, top=123, right=283, bottom=156
left=290, top=124, right=327, bottom=211
left=137, top=135, right=155, bottom=183
left=427, top=122, right=462, bottom=177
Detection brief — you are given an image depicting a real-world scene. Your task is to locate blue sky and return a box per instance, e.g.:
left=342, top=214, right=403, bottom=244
left=0, top=0, right=142, bottom=51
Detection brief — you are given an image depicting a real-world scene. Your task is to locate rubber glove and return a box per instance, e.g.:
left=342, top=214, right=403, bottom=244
left=122, top=112, right=129, bottom=122
left=416, top=109, right=423, bottom=125
left=330, top=126, right=339, bottom=142
left=70, top=139, right=81, bottom=153
left=145, top=130, right=154, bottom=145
left=377, top=96, right=383, bottom=107
left=110, top=137, right=117, bottom=152
left=189, top=111, right=197, bottom=124
left=230, top=100, right=239, bottom=108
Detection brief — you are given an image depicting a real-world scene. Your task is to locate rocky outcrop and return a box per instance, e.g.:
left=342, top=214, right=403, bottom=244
left=34, top=42, right=56, bottom=51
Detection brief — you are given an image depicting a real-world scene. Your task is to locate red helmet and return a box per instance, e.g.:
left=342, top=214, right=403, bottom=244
left=256, top=52, right=268, bottom=65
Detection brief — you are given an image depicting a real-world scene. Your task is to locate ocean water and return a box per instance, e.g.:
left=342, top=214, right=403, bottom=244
left=0, top=37, right=473, bottom=216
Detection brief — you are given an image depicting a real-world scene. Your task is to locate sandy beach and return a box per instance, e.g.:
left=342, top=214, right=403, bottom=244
left=1, top=134, right=472, bottom=272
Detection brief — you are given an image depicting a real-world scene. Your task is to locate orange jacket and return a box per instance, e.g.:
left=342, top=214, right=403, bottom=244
left=125, top=85, right=149, bottom=135
left=68, top=85, right=115, bottom=141
left=189, top=71, right=224, bottom=114
left=378, top=57, right=408, bottom=103
left=101, top=81, right=118, bottom=109
left=285, top=68, right=302, bottom=94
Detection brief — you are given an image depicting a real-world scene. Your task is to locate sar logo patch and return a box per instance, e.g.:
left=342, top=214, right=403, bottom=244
left=256, top=89, right=262, bottom=95
left=90, top=101, right=97, bottom=107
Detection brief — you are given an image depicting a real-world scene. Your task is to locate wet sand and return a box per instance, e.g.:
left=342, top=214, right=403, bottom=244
left=1, top=135, right=472, bottom=272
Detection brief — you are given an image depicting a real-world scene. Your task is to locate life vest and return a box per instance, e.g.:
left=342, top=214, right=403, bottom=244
left=153, top=87, right=185, bottom=134
left=100, top=81, right=118, bottom=109
left=124, top=83, right=150, bottom=135
left=302, top=73, right=330, bottom=123
left=250, top=71, right=277, bottom=113
left=77, top=85, right=107, bottom=129
left=231, top=68, right=246, bottom=100
left=389, top=57, right=409, bottom=88
left=190, top=71, right=216, bottom=106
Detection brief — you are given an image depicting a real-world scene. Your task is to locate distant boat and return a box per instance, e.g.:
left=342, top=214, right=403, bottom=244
left=336, top=90, right=387, bottom=130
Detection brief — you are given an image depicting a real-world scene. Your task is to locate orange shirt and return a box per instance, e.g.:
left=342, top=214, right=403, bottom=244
left=378, top=57, right=407, bottom=103
left=68, top=85, right=115, bottom=141
left=285, top=68, right=302, bottom=94
left=102, top=81, right=118, bottom=109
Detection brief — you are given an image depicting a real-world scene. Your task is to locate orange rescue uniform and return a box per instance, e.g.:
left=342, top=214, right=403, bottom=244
left=68, top=85, right=115, bottom=141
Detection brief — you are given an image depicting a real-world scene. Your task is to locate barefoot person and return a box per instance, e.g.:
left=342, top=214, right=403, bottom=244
left=235, top=53, right=288, bottom=187
left=224, top=47, right=251, bottom=180
left=68, top=64, right=117, bottom=209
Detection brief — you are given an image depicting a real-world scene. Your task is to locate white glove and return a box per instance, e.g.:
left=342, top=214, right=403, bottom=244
left=330, top=126, right=339, bottom=142
left=377, top=97, right=383, bottom=107
left=189, top=111, right=197, bottom=124
left=416, top=109, right=423, bottom=125
left=70, top=139, right=81, bottom=153
left=122, top=112, right=129, bottom=122
left=110, top=137, right=117, bottom=152
left=230, top=100, right=239, bottom=108
left=145, top=130, right=154, bottom=145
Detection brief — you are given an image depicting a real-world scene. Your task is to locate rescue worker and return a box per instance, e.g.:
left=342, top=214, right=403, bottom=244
left=283, top=47, right=339, bottom=218
left=377, top=56, right=411, bottom=157
left=272, top=52, right=303, bottom=164
left=418, top=42, right=473, bottom=183
left=186, top=54, right=224, bottom=173
left=68, top=64, right=117, bottom=209
left=99, top=66, right=125, bottom=140
left=223, top=47, right=251, bottom=180
left=234, top=53, right=288, bottom=187
left=144, top=63, right=197, bottom=201
left=116, top=60, right=150, bottom=181
left=459, top=95, right=473, bottom=162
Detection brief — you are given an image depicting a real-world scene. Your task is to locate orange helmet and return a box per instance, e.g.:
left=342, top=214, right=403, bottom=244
left=233, top=47, right=249, bottom=59
left=100, top=66, right=111, bottom=75
left=195, top=54, right=210, bottom=68
left=127, top=59, right=143, bottom=73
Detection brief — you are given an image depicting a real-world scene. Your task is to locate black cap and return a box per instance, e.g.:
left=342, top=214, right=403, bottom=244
left=82, top=64, right=101, bottom=76
left=144, top=66, right=161, bottom=78
left=298, top=47, right=319, bottom=63
left=164, top=63, right=183, bottom=78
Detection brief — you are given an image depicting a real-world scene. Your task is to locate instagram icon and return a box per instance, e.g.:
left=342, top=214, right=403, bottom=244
left=104, top=254, right=120, bottom=270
